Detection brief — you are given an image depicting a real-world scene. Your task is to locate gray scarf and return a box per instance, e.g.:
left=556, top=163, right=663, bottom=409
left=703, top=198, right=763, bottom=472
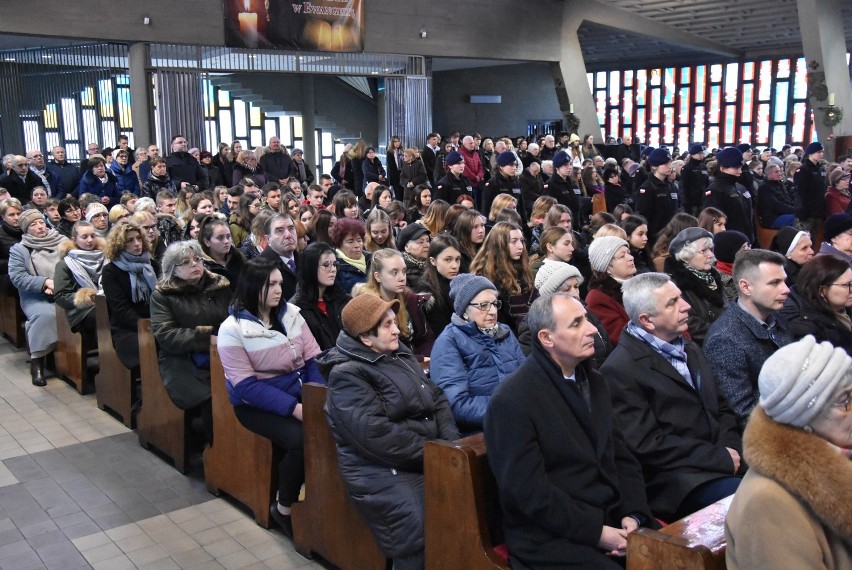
left=113, top=251, right=157, bottom=303
left=21, top=230, right=66, bottom=277
left=64, top=249, right=104, bottom=290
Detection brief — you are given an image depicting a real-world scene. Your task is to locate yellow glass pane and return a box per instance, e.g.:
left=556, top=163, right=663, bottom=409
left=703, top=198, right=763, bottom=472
left=43, top=105, right=58, bottom=129
left=81, top=87, right=94, bottom=107
left=293, top=116, right=303, bottom=138
left=250, top=104, right=261, bottom=127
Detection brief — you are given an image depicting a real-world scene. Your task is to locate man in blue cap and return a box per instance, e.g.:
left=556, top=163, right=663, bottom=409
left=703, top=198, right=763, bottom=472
left=635, top=147, right=681, bottom=238
left=544, top=150, right=582, bottom=224
left=681, top=143, right=709, bottom=216
left=793, top=142, right=826, bottom=235
left=434, top=150, right=471, bottom=204
left=703, top=147, right=755, bottom=244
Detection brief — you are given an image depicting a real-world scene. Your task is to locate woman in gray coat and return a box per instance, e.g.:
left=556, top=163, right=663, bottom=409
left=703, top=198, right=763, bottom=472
left=149, top=240, right=231, bottom=444
left=8, top=209, right=68, bottom=385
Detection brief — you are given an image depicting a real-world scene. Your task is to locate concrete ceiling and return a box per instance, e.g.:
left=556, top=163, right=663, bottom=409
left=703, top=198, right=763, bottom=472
left=578, top=0, right=852, bottom=69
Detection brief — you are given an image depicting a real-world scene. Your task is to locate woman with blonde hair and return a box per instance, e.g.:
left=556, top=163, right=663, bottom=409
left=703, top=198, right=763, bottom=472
left=109, top=204, right=131, bottom=225
left=400, top=148, right=429, bottom=205
left=232, top=149, right=266, bottom=187
left=471, top=221, right=534, bottom=333
left=364, top=209, right=396, bottom=253
left=452, top=209, right=486, bottom=269
left=421, top=200, right=449, bottom=237
left=488, top=194, right=517, bottom=224
left=353, top=247, right=430, bottom=356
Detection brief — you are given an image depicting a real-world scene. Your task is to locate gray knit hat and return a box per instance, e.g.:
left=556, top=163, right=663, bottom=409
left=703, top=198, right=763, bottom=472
left=449, top=273, right=497, bottom=316
left=18, top=209, right=44, bottom=233
left=535, top=261, right=583, bottom=296
left=588, top=236, right=629, bottom=273
left=758, top=335, right=851, bottom=427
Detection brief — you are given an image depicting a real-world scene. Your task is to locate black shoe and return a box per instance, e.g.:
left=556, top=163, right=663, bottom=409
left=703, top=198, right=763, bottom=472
left=269, top=504, right=293, bottom=539
left=30, top=356, right=46, bottom=387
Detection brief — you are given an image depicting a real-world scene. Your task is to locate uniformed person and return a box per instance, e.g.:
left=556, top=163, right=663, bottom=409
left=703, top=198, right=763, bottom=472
left=543, top=150, right=581, bottom=224
left=434, top=150, right=472, bottom=205
left=482, top=151, right=526, bottom=221
left=703, top=147, right=755, bottom=244
left=680, top=143, right=709, bottom=216
left=635, top=148, right=681, bottom=238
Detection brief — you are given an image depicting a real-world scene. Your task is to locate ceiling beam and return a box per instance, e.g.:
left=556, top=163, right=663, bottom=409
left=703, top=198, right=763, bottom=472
left=565, top=0, right=744, bottom=59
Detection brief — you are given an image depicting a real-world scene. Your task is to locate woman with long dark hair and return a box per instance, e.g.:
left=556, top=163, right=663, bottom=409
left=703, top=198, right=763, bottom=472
left=290, top=242, right=351, bottom=351
left=452, top=209, right=486, bottom=270
left=198, top=215, right=246, bottom=291
left=229, top=192, right=260, bottom=247
left=416, top=234, right=462, bottom=351
left=621, top=214, right=653, bottom=274
left=218, top=258, right=324, bottom=536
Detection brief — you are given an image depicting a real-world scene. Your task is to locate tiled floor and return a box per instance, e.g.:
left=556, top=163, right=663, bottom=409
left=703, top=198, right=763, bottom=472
left=0, top=338, right=329, bottom=569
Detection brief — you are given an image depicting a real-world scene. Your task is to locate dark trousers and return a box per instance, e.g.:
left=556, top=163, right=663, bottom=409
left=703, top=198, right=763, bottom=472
left=233, top=405, right=305, bottom=507
left=676, top=476, right=741, bottom=520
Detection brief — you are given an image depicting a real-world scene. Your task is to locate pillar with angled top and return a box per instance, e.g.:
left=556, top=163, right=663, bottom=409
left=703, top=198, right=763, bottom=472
left=128, top=43, right=153, bottom=149
left=797, top=0, right=852, bottom=158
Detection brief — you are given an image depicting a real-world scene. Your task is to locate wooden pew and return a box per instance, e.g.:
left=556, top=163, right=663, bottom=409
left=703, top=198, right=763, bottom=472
left=203, top=338, right=276, bottom=528
left=54, top=304, right=97, bottom=394
left=627, top=495, right=732, bottom=570
left=93, top=295, right=137, bottom=428
left=0, top=288, right=26, bottom=348
left=136, top=318, right=190, bottom=473
left=291, top=383, right=389, bottom=570
left=424, top=434, right=510, bottom=570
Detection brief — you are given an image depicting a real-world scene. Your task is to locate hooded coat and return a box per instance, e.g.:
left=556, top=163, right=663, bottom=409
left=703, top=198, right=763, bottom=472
left=725, top=408, right=852, bottom=570
left=149, top=271, right=231, bottom=409
left=318, top=332, right=459, bottom=558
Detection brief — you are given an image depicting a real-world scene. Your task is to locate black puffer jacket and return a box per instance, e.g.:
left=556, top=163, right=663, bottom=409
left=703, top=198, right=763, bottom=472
left=781, top=286, right=852, bottom=354
left=319, top=332, right=459, bottom=558
left=289, top=285, right=351, bottom=351
left=666, top=257, right=727, bottom=346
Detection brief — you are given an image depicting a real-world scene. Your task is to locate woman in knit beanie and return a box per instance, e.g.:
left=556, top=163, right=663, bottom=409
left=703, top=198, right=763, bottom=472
left=725, top=336, right=851, bottom=570
left=430, top=273, right=525, bottom=433
left=713, top=230, right=751, bottom=301
left=585, top=235, right=636, bottom=346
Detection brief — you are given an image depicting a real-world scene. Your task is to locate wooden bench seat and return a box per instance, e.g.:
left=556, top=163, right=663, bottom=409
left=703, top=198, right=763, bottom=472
left=627, top=495, right=732, bottom=570
left=136, top=318, right=190, bottom=473
left=93, top=295, right=137, bottom=427
left=54, top=304, right=97, bottom=394
left=202, top=338, right=276, bottom=527
left=0, top=288, right=26, bottom=348
left=291, top=383, right=389, bottom=570
left=424, top=434, right=510, bottom=570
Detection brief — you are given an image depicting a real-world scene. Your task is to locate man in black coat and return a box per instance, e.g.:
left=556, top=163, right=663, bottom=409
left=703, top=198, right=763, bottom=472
left=601, top=273, right=743, bottom=522
left=703, top=147, right=755, bottom=244
left=258, top=136, right=293, bottom=185
left=48, top=146, right=81, bottom=198
left=543, top=150, right=581, bottom=224
left=421, top=133, right=440, bottom=188
left=680, top=143, right=709, bottom=216
left=793, top=141, right=826, bottom=235
left=519, top=161, right=544, bottom=210
left=0, top=156, right=44, bottom=203
left=165, top=135, right=206, bottom=190
left=258, top=213, right=300, bottom=300
left=485, top=294, right=656, bottom=569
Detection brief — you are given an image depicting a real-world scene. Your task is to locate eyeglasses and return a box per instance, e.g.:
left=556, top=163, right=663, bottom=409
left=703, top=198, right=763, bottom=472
left=829, top=282, right=852, bottom=293
left=319, top=261, right=339, bottom=271
left=832, top=394, right=851, bottom=412
left=469, top=300, right=502, bottom=312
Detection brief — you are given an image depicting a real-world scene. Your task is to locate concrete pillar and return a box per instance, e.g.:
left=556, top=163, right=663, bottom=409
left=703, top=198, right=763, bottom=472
left=301, top=75, right=317, bottom=173
left=128, top=43, right=153, bottom=148
left=552, top=16, right=600, bottom=141
left=0, top=66, right=26, bottom=155
left=798, top=0, right=852, bottom=157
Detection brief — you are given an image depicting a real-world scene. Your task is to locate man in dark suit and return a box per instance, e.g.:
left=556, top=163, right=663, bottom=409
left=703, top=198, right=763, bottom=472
left=485, top=294, right=656, bottom=569
left=421, top=133, right=440, bottom=188
left=601, top=273, right=743, bottom=522
left=0, top=156, right=44, bottom=203
left=258, top=213, right=300, bottom=300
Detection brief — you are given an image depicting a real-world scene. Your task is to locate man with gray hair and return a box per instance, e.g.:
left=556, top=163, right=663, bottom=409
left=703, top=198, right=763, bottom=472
left=0, top=155, right=43, bottom=203
left=601, top=273, right=743, bottom=522
left=485, top=293, right=656, bottom=569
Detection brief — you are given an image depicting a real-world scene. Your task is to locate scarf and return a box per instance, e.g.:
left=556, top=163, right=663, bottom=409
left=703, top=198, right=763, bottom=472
left=296, top=160, right=307, bottom=182
left=336, top=248, right=366, bottom=273
left=21, top=230, right=66, bottom=277
left=716, top=260, right=734, bottom=275
left=402, top=251, right=426, bottom=272
left=684, top=263, right=718, bottom=290
left=64, top=248, right=104, bottom=290
left=113, top=251, right=157, bottom=303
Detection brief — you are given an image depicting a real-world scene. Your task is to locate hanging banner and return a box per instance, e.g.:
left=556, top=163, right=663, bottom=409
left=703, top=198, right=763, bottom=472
left=224, top=0, right=364, bottom=52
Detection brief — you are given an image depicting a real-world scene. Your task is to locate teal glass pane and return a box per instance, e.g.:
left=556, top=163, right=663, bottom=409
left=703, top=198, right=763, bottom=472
left=741, top=84, right=753, bottom=122
left=743, top=62, right=755, bottom=81
left=793, top=58, right=807, bottom=100
left=624, top=70, right=634, bottom=87
left=710, top=85, right=721, bottom=123
left=680, top=67, right=690, bottom=83
left=636, top=70, right=647, bottom=105
left=695, top=66, right=706, bottom=103
left=649, top=126, right=660, bottom=148
left=708, top=126, right=720, bottom=150
left=758, top=61, right=772, bottom=100
left=651, top=88, right=660, bottom=124
left=636, top=108, right=646, bottom=140
left=596, top=91, right=607, bottom=122
left=679, top=87, right=689, bottom=123
left=664, top=68, right=675, bottom=104
left=774, top=83, right=789, bottom=122
left=678, top=127, right=690, bottom=152
left=724, top=105, right=735, bottom=143
left=772, top=125, right=787, bottom=150
left=740, top=126, right=752, bottom=145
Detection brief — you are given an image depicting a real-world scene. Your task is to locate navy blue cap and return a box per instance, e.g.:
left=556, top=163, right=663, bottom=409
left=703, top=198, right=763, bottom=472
left=716, top=147, right=744, bottom=168
left=553, top=150, right=570, bottom=169
left=736, top=143, right=753, bottom=154
left=804, top=142, right=823, bottom=155
left=688, top=143, right=706, bottom=155
left=647, top=148, right=672, bottom=167
left=640, top=146, right=656, bottom=159
left=445, top=150, right=463, bottom=166
left=495, top=151, right=516, bottom=168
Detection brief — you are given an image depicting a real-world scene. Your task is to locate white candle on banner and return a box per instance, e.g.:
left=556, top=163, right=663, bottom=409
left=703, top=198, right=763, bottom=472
left=239, top=0, right=258, bottom=47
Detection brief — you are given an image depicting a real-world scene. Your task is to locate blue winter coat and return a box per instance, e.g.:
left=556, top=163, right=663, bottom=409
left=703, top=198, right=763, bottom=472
left=78, top=170, right=122, bottom=205
left=110, top=161, right=141, bottom=196
left=430, top=315, right=525, bottom=431
left=334, top=251, right=371, bottom=295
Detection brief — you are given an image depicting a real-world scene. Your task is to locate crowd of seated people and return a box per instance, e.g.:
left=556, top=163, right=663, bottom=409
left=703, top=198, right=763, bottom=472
left=1, top=131, right=851, bottom=569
